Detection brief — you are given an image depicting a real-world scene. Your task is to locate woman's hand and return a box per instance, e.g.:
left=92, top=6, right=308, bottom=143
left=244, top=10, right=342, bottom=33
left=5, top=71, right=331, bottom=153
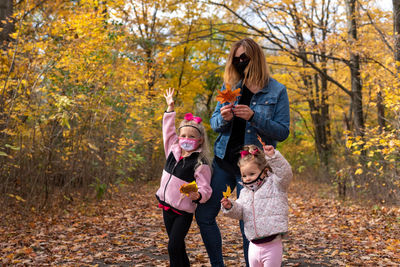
left=263, top=145, right=275, bottom=157
left=220, top=103, right=234, bottom=121
left=164, top=88, right=175, bottom=112
left=220, top=197, right=232, bottom=210
left=233, top=104, right=254, bottom=121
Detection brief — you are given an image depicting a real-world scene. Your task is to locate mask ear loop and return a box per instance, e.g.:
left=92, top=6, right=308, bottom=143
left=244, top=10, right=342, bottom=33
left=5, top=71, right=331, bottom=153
left=242, top=167, right=266, bottom=185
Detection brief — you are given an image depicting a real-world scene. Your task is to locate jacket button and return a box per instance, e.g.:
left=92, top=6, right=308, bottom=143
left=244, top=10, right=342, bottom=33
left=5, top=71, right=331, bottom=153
left=265, top=101, right=269, bottom=104
left=247, top=130, right=251, bottom=133
left=252, top=102, right=256, bottom=105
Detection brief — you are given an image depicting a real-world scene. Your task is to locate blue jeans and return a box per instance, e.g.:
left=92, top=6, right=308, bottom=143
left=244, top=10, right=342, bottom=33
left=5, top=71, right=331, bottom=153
left=195, top=158, right=250, bottom=267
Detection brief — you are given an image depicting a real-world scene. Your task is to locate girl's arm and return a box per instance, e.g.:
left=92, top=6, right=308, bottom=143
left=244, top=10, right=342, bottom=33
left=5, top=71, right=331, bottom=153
left=162, top=112, right=178, bottom=158
left=193, top=164, right=212, bottom=203
left=210, top=84, right=233, bottom=133
left=221, top=198, right=244, bottom=220
left=162, top=88, right=178, bottom=157
left=250, top=86, right=290, bottom=142
left=266, top=150, right=292, bottom=191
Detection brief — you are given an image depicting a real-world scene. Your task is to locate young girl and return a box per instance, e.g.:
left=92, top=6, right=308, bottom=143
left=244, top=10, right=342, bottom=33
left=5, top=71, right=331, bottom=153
left=156, top=88, right=212, bottom=267
left=221, top=144, right=292, bottom=267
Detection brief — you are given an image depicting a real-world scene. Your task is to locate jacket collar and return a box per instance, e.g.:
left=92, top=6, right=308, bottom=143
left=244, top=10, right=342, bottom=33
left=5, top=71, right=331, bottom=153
left=236, top=77, right=275, bottom=94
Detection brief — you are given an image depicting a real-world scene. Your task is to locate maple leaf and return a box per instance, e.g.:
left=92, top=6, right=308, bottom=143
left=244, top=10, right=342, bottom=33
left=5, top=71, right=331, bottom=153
left=179, top=181, right=198, bottom=196
left=222, top=185, right=231, bottom=198
left=257, top=135, right=266, bottom=146
left=216, top=85, right=241, bottom=104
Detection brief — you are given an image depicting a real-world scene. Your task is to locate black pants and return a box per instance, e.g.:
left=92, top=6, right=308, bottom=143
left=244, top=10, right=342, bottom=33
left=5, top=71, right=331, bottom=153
left=163, top=209, right=193, bottom=267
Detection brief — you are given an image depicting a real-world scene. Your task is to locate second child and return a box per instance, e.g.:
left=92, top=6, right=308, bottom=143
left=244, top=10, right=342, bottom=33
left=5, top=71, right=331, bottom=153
left=221, top=144, right=292, bottom=267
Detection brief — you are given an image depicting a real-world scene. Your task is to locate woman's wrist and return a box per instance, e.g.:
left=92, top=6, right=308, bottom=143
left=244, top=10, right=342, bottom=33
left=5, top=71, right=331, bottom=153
left=248, top=110, right=255, bottom=121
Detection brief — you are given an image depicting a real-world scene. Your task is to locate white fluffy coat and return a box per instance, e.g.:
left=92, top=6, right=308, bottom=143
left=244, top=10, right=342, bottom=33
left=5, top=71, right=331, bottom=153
left=221, top=150, right=292, bottom=241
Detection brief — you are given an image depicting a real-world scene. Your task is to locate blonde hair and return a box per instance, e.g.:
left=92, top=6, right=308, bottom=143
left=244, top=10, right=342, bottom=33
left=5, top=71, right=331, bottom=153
left=178, top=117, right=211, bottom=167
left=238, top=145, right=272, bottom=173
left=224, top=38, right=270, bottom=89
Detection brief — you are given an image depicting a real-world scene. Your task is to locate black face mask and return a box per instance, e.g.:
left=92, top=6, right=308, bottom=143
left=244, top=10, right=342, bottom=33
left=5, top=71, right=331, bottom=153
left=242, top=167, right=266, bottom=191
left=232, top=53, right=250, bottom=77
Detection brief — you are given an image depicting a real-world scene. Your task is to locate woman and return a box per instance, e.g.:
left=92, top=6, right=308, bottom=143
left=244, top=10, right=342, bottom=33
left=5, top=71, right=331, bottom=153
left=195, top=38, right=290, bottom=266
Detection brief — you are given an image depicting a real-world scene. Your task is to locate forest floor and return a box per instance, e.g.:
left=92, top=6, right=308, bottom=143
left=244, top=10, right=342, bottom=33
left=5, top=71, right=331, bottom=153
left=1, top=177, right=399, bottom=266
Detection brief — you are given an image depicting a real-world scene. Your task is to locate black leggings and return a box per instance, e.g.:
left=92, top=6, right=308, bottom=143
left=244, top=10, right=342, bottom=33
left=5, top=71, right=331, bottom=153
left=163, top=209, right=193, bottom=267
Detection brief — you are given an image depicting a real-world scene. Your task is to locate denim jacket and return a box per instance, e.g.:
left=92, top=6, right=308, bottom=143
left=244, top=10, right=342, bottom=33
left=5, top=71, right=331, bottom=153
left=210, top=77, right=290, bottom=159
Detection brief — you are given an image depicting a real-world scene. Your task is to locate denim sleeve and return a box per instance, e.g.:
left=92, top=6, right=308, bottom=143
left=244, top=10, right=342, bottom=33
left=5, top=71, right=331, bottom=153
left=251, top=86, right=290, bottom=142
left=210, top=84, right=233, bottom=133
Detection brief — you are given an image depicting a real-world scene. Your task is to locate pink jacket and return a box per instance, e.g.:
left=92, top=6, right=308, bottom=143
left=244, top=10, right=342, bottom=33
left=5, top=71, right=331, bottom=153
left=156, top=112, right=212, bottom=214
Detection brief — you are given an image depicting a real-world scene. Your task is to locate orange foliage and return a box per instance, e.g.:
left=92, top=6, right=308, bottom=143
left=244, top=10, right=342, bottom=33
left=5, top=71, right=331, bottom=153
left=216, top=85, right=241, bottom=104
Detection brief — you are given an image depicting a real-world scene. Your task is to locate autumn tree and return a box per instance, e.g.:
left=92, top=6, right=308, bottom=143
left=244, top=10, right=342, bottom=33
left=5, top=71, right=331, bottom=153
left=209, top=0, right=399, bottom=201
left=394, top=0, right=400, bottom=70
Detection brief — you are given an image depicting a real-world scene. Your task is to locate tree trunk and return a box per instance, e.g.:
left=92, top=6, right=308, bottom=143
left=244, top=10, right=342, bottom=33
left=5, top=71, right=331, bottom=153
left=393, top=0, right=400, bottom=72
left=292, top=1, right=331, bottom=168
left=346, top=0, right=364, bottom=138
left=377, top=90, right=385, bottom=130
left=0, top=0, right=13, bottom=45
left=0, top=0, right=14, bottom=136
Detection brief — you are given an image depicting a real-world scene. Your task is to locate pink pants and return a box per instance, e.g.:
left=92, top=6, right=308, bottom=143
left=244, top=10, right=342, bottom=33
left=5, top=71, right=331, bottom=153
left=248, top=235, right=283, bottom=267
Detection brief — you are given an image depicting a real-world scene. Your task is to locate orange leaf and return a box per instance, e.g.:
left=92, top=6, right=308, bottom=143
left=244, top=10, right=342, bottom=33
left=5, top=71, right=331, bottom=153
left=216, top=85, right=241, bottom=104
left=257, top=135, right=266, bottom=146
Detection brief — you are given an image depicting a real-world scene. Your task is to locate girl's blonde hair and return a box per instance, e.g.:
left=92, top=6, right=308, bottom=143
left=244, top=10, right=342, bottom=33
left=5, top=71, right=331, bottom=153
left=178, top=117, right=211, bottom=167
left=224, top=38, right=270, bottom=90
left=238, top=145, right=272, bottom=173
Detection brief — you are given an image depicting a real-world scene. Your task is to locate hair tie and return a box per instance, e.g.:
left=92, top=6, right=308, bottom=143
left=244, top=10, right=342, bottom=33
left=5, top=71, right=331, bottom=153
left=240, top=150, right=249, bottom=158
left=184, top=113, right=202, bottom=123
left=240, top=148, right=258, bottom=158
left=251, top=148, right=259, bottom=155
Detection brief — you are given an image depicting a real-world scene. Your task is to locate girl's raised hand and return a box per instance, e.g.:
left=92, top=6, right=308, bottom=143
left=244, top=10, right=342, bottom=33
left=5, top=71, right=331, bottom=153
left=164, top=88, right=175, bottom=112
left=263, top=145, right=275, bottom=157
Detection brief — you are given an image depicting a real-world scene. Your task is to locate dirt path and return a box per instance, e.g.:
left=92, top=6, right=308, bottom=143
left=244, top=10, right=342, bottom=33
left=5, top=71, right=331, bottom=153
left=1, top=179, right=399, bottom=266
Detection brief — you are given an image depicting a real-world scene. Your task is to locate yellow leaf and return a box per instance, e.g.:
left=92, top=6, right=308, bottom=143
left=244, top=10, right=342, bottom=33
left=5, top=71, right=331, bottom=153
left=355, top=168, right=363, bottom=175
left=223, top=185, right=231, bottom=198
left=15, top=195, right=26, bottom=202
left=180, top=181, right=198, bottom=196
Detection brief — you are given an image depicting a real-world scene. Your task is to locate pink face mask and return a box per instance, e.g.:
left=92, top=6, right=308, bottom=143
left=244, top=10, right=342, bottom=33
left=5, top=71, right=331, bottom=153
left=179, top=137, right=200, bottom=152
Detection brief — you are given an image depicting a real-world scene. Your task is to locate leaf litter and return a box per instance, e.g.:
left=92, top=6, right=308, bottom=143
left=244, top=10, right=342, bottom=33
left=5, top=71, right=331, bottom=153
left=1, top=179, right=399, bottom=266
